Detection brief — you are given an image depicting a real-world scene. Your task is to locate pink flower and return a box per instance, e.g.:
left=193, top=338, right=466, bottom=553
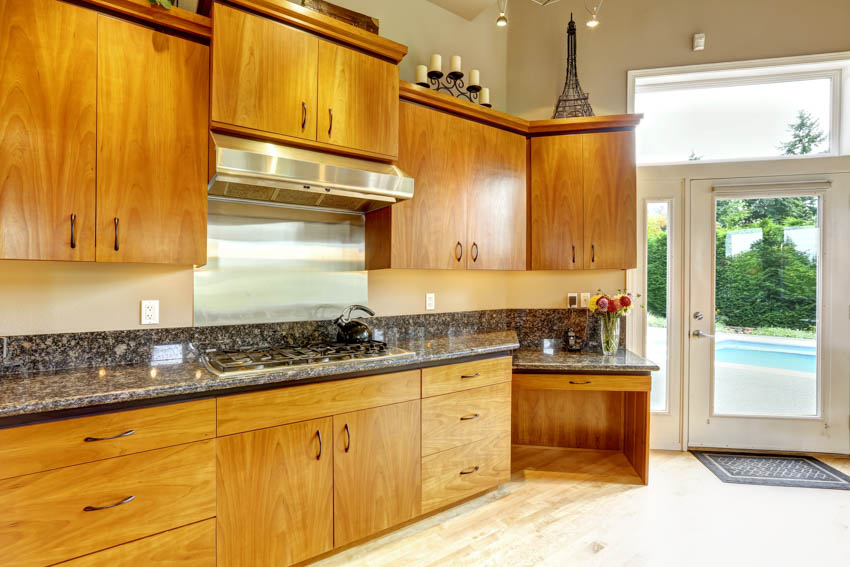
left=596, top=297, right=609, bottom=312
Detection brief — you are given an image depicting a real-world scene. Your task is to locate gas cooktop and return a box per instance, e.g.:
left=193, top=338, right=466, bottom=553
left=202, top=341, right=414, bottom=377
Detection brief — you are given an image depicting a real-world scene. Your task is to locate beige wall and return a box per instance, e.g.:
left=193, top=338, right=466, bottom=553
left=507, top=0, right=850, bottom=119
left=331, top=0, right=509, bottom=112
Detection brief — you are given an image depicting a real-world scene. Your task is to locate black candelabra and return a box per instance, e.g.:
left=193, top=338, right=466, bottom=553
left=417, top=70, right=489, bottom=107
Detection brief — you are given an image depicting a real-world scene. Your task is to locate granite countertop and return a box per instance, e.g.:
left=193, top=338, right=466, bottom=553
left=0, top=330, right=520, bottom=421
left=512, top=347, right=660, bottom=373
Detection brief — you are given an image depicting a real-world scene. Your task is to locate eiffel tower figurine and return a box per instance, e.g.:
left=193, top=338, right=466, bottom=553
left=552, top=14, right=594, bottom=119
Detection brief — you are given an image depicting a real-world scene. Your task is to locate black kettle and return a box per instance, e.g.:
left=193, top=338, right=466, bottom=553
left=334, top=305, right=376, bottom=343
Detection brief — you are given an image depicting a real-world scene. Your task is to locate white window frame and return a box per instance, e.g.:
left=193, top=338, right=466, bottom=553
left=627, top=52, right=850, bottom=165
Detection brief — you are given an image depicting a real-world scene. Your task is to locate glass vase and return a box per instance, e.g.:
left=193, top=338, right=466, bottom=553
left=600, top=316, right=620, bottom=356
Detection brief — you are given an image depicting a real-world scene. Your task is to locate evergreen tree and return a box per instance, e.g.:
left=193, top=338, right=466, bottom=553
left=778, top=110, right=827, bottom=155
left=687, top=150, right=702, bottom=161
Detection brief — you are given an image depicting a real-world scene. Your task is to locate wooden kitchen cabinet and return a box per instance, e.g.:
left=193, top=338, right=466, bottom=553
left=333, top=400, right=422, bottom=547
left=96, top=14, right=209, bottom=265
left=217, top=417, right=334, bottom=567
left=212, top=3, right=318, bottom=142
left=0, top=0, right=96, bottom=261
left=366, top=102, right=526, bottom=270
left=529, top=130, right=636, bottom=270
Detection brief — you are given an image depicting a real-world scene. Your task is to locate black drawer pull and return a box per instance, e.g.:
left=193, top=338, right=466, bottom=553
left=460, top=466, right=480, bottom=475
left=84, top=429, right=135, bottom=442
left=460, top=372, right=480, bottom=379
left=83, top=495, right=135, bottom=512
left=569, top=380, right=592, bottom=385
left=459, top=413, right=480, bottom=421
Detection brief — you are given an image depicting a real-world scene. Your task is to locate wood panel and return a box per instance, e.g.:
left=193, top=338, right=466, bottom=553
left=623, top=391, right=650, bottom=485
left=78, top=0, right=212, bottom=38
left=0, top=440, right=215, bottom=567
left=466, top=120, right=527, bottom=270
left=333, top=401, right=421, bottom=547
left=96, top=15, right=208, bottom=265
left=511, top=445, right=644, bottom=484
left=529, top=135, right=584, bottom=270
left=217, top=370, right=420, bottom=436
left=212, top=4, right=319, bottom=142
left=582, top=131, right=637, bottom=270
left=422, top=356, right=512, bottom=397
left=422, top=382, right=511, bottom=457
left=527, top=114, right=643, bottom=135
left=421, top=433, right=511, bottom=514
left=58, top=519, right=216, bottom=567
left=0, top=399, right=215, bottom=480
left=316, top=40, right=399, bottom=157
left=512, top=373, right=651, bottom=392
left=0, top=0, right=96, bottom=261
left=366, top=102, right=467, bottom=269
left=512, top=387, right=624, bottom=450
left=217, top=418, right=333, bottom=566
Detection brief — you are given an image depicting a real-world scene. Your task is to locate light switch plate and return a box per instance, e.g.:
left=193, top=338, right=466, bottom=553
left=580, top=293, right=591, bottom=308
left=426, top=293, right=435, bottom=311
left=141, top=300, right=160, bottom=325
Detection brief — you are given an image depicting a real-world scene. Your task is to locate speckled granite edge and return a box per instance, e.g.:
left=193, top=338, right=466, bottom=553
left=512, top=347, right=660, bottom=373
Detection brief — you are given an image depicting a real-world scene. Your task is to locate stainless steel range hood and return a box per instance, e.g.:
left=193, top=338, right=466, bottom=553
left=208, top=133, right=414, bottom=214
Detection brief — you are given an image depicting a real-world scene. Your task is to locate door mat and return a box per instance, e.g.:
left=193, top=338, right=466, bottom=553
left=691, top=451, right=850, bottom=490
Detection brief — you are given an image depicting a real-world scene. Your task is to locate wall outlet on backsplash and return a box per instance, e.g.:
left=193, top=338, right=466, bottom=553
left=141, top=300, right=160, bottom=325
left=425, top=293, right=435, bottom=311
left=580, top=293, right=591, bottom=308
left=567, top=293, right=578, bottom=308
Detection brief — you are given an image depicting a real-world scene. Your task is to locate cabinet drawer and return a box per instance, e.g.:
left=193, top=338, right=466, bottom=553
left=0, top=440, right=216, bottom=567
left=513, top=373, right=651, bottom=392
left=58, top=519, right=216, bottom=567
left=422, top=383, right=511, bottom=457
left=421, top=433, right=510, bottom=514
left=217, top=370, right=420, bottom=436
left=0, top=399, right=216, bottom=480
left=422, top=356, right=511, bottom=397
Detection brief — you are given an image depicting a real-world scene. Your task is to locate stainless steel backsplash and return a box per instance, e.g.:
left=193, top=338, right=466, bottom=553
left=193, top=199, right=367, bottom=326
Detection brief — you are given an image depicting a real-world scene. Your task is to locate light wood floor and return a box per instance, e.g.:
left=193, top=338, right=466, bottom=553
left=315, top=448, right=850, bottom=567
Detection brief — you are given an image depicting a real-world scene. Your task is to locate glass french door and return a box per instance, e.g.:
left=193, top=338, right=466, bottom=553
left=688, top=176, right=849, bottom=452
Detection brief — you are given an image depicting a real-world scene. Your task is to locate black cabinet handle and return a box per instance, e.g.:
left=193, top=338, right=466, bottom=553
left=70, top=213, right=77, bottom=249
left=84, top=429, right=135, bottom=443
left=459, top=413, right=480, bottom=421
left=113, top=217, right=119, bottom=252
left=471, top=242, right=479, bottom=262
left=301, top=101, right=307, bottom=130
left=591, top=243, right=595, bottom=263
left=455, top=241, right=463, bottom=262
left=571, top=244, right=575, bottom=263
left=83, top=495, right=135, bottom=512
left=316, top=429, right=323, bottom=460
left=460, top=372, right=480, bottom=379
left=328, top=108, right=333, bottom=136
left=569, top=380, right=592, bottom=385
left=460, top=466, right=480, bottom=475
left=344, top=423, right=351, bottom=453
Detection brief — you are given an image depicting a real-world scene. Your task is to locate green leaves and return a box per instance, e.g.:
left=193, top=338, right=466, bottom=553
left=149, top=0, right=172, bottom=9
left=778, top=109, right=827, bottom=156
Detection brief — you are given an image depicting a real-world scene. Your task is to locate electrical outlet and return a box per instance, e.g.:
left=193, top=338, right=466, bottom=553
left=426, top=293, right=435, bottom=311
left=567, top=293, right=578, bottom=308
left=141, top=300, right=159, bottom=325
left=581, top=293, right=591, bottom=308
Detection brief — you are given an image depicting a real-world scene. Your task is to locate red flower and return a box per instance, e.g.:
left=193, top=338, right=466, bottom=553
left=608, top=298, right=619, bottom=313
left=620, top=295, right=632, bottom=308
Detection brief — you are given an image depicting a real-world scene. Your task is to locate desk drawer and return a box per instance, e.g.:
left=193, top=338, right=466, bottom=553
left=422, top=357, right=511, bottom=397
left=422, top=383, right=511, bottom=457
left=0, top=399, right=216, bottom=480
left=421, top=433, right=510, bottom=514
left=0, top=440, right=216, bottom=567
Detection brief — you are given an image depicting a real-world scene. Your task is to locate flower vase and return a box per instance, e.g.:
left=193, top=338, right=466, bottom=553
left=600, top=316, right=620, bottom=356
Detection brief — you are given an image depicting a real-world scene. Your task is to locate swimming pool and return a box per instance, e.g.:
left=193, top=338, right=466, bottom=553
left=715, top=340, right=816, bottom=373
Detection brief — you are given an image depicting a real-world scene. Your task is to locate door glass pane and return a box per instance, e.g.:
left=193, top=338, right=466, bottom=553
left=647, top=202, right=669, bottom=412
left=713, top=196, right=819, bottom=416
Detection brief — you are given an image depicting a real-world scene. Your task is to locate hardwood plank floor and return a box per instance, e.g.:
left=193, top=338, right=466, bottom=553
left=313, top=450, right=850, bottom=566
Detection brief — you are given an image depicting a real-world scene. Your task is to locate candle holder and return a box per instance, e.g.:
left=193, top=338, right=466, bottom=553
left=425, top=71, right=481, bottom=104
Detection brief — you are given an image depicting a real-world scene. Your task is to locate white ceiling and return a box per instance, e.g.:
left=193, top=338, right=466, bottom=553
left=426, top=0, right=495, bottom=21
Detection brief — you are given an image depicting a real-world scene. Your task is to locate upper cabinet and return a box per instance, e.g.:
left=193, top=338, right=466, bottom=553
left=0, top=0, right=97, bottom=261
left=529, top=130, right=637, bottom=270
left=366, top=102, right=526, bottom=270
left=211, top=3, right=401, bottom=160
left=97, top=15, right=209, bottom=265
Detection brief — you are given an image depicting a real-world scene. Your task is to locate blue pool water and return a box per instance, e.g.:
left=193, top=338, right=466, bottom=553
left=715, top=340, right=816, bottom=373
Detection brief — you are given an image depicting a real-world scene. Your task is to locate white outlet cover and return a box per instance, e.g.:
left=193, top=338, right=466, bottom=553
left=426, top=293, right=435, bottom=311
left=141, top=299, right=160, bottom=325
left=580, top=293, right=591, bottom=308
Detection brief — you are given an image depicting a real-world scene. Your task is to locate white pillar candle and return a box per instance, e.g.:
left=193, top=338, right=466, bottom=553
left=469, top=69, right=480, bottom=86
left=429, top=54, right=442, bottom=73
left=480, top=87, right=490, bottom=105
left=415, top=64, right=428, bottom=84
left=450, top=55, right=462, bottom=73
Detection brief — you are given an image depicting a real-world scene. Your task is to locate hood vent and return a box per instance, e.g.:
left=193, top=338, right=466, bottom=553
left=208, top=133, right=414, bottom=214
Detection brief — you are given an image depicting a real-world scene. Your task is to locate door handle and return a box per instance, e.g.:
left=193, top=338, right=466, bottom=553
left=692, top=330, right=715, bottom=339
left=591, top=243, right=596, bottom=263
left=471, top=242, right=479, bottom=262
left=316, top=429, right=323, bottom=460
left=328, top=108, right=333, bottom=136
left=455, top=241, right=463, bottom=262
left=344, top=423, right=351, bottom=453
left=571, top=244, right=575, bottom=263
left=70, top=213, right=77, bottom=249
left=301, top=101, right=307, bottom=130
left=84, top=429, right=135, bottom=442
left=113, top=217, right=119, bottom=251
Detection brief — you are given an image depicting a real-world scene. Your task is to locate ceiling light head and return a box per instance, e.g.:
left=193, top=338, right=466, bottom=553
left=496, top=0, right=508, bottom=27
left=586, top=15, right=599, bottom=28
left=584, top=0, right=603, bottom=28
left=496, top=13, right=508, bottom=26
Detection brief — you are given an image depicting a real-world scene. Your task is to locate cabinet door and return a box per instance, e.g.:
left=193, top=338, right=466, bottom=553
left=212, top=4, right=318, bottom=141
left=0, top=0, right=96, bottom=261
left=333, top=400, right=421, bottom=547
left=217, top=417, right=333, bottom=567
left=316, top=40, right=398, bottom=158
left=466, top=121, right=527, bottom=270
left=96, top=16, right=209, bottom=265
left=582, top=131, right=637, bottom=269
left=529, top=135, right=584, bottom=270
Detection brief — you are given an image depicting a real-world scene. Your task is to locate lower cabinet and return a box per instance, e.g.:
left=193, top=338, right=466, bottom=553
left=216, top=417, right=334, bottom=567
left=333, top=400, right=422, bottom=547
